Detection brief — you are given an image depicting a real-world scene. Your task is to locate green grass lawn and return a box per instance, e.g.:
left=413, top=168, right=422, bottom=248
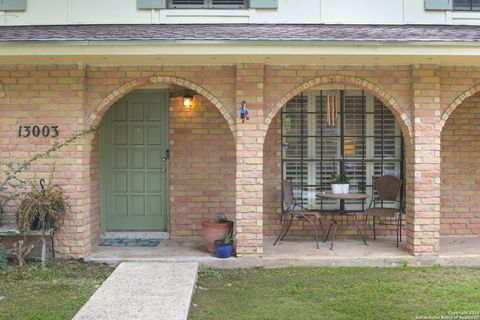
left=189, top=267, right=480, bottom=320
left=0, top=260, right=113, bottom=320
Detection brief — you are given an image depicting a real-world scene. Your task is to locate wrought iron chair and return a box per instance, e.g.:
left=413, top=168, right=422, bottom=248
left=365, top=175, right=403, bottom=247
left=273, top=179, right=324, bottom=249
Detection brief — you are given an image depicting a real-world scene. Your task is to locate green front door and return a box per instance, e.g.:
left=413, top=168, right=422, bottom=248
left=101, top=91, right=168, bottom=231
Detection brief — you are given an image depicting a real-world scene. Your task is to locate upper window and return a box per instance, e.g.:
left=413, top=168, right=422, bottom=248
left=168, top=0, right=248, bottom=9
left=454, top=0, right=480, bottom=11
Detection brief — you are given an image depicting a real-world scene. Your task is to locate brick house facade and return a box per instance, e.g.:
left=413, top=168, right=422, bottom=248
left=1, top=60, right=480, bottom=258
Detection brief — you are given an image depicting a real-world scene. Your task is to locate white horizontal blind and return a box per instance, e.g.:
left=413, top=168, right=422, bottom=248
left=283, top=94, right=308, bottom=205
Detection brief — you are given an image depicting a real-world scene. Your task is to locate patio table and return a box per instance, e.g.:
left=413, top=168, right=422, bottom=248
left=316, top=193, right=369, bottom=250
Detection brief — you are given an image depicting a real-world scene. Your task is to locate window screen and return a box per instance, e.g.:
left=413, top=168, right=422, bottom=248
left=281, top=90, right=404, bottom=211
left=454, top=0, right=480, bottom=10
left=169, top=0, right=247, bottom=8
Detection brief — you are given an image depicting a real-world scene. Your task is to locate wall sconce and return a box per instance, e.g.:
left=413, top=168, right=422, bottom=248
left=183, top=95, right=193, bottom=108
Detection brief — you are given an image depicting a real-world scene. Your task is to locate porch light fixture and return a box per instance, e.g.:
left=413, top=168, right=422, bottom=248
left=183, top=95, right=193, bottom=108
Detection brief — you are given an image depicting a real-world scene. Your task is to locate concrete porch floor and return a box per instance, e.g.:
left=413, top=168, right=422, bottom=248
left=85, top=236, right=480, bottom=268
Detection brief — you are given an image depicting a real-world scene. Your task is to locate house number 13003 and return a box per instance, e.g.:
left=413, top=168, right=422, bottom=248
left=18, top=125, right=59, bottom=138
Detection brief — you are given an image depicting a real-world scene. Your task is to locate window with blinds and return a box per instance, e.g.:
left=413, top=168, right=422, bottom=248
left=454, top=0, right=480, bottom=10
left=281, top=90, right=404, bottom=211
left=168, top=0, right=247, bottom=8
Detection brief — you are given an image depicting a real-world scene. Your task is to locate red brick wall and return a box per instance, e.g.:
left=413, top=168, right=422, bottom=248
left=2, top=63, right=480, bottom=257
left=0, top=64, right=91, bottom=257
left=169, top=96, right=236, bottom=239
left=86, top=66, right=237, bottom=128
left=263, top=114, right=282, bottom=237
left=441, top=93, right=480, bottom=236
left=405, top=65, right=442, bottom=255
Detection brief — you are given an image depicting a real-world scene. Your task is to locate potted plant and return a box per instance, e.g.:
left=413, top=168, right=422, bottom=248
left=16, top=180, right=68, bottom=233
left=215, top=230, right=234, bottom=258
left=201, top=213, right=233, bottom=253
left=330, top=173, right=351, bottom=194
left=16, top=179, right=68, bottom=268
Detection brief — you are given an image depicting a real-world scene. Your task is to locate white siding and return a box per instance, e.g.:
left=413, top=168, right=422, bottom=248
left=321, top=0, right=405, bottom=24
left=0, top=0, right=475, bottom=26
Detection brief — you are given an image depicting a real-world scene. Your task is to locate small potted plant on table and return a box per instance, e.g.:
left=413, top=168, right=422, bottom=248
left=215, top=230, right=234, bottom=258
left=201, top=213, right=233, bottom=254
left=330, top=173, right=351, bottom=194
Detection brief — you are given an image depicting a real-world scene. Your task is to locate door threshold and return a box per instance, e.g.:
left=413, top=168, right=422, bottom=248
left=101, top=232, right=169, bottom=240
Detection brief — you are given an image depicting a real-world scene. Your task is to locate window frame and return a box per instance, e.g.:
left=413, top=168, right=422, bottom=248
left=167, top=0, right=248, bottom=9
left=453, top=0, right=480, bottom=11
left=281, top=90, right=405, bottom=212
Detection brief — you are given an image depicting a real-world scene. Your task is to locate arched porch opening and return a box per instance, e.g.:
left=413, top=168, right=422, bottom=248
left=263, top=77, right=412, bottom=254
left=86, top=78, right=236, bottom=246
left=440, top=92, right=480, bottom=255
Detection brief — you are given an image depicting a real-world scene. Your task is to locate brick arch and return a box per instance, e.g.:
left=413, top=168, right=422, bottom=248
left=264, top=74, right=413, bottom=144
left=440, top=84, right=480, bottom=130
left=87, top=75, right=235, bottom=133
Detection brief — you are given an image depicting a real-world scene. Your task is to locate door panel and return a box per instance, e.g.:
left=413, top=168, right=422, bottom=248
left=102, top=91, right=168, bottom=231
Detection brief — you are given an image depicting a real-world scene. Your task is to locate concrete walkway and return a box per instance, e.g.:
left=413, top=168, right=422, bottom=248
left=73, top=262, right=198, bottom=320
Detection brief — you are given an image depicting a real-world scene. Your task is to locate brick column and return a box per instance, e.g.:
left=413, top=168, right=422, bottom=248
left=235, top=64, right=266, bottom=256
left=406, top=64, right=441, bottom=255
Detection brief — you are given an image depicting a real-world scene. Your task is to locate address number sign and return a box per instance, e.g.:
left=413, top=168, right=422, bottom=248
left=18, top=125, right=59, bottom=138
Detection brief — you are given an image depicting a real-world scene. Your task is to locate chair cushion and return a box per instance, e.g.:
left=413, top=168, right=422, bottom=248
left=366, top=207, right=399, bottom=217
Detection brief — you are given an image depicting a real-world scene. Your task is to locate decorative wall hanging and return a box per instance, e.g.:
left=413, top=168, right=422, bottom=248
left=240, top=101, right=249, bottom=123
left=326, top=79, right=337, bottom=127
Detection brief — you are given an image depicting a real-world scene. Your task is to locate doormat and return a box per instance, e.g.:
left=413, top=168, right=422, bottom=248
left=98, top=238, right=162, bottom=247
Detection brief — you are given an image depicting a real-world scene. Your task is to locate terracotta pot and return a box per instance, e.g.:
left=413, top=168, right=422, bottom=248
left=201, top=221, right=233, bottom=253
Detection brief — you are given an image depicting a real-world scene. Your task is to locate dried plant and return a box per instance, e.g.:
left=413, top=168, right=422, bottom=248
left=16, top=181, right=69, bottom=233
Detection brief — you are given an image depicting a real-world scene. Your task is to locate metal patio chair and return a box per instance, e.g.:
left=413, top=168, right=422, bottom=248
left=365, top=175, right=403, bottom=247
left=273, top=179, right=324, bottom=249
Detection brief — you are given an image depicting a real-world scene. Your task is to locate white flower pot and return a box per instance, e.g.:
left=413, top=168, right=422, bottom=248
left=331, top=184, right=349, bottom=194
left=331, top=184, right=343, bottom=194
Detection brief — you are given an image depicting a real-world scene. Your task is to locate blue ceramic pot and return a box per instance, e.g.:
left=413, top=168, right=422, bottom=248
left=214, top=240, right=234, bottom=258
